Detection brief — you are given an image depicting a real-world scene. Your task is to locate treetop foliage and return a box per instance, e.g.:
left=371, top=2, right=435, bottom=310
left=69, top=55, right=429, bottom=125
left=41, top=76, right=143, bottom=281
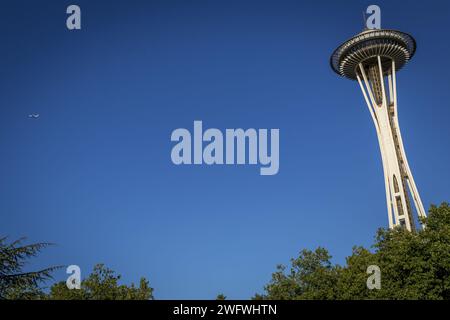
left=0, top=237, right=60, bottom=299
left=2, top=202, right=449, bottom=300
left=49, top=264, right=154, bottom=300
left=255, top=202, right=450, bottom=300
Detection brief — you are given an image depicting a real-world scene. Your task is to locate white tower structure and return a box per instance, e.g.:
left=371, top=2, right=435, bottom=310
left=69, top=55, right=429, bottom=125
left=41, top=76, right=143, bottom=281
left=330, top=29, right=426, bottom=231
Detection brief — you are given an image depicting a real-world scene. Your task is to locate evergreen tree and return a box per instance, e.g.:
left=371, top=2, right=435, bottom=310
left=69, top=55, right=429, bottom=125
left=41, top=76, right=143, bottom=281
left=0, top=237, right=59, bottom=299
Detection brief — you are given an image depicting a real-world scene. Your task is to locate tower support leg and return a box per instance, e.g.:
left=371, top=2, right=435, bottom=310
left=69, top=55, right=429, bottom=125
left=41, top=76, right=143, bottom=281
left=356, top=57, right=426, bottom=231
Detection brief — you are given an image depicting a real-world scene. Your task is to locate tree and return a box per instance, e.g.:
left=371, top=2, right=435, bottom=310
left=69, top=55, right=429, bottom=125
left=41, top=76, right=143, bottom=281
left=0, top=237, right=59, bottom=299
left=216, top=293, right=227, bottom=300
left=255, top=202, right=450, bottom=300
left=49, top=264, right=154, bottom=300
left=256, top=247, right=340, bottom=300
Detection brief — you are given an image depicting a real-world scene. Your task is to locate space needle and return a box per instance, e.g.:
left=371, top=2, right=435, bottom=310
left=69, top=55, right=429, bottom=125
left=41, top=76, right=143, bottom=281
left=330, top=27, right=426, bottom=231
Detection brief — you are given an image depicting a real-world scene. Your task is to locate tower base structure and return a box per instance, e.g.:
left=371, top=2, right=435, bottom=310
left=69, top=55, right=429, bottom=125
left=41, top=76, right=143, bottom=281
left=356, top=57, right=426, bottom=231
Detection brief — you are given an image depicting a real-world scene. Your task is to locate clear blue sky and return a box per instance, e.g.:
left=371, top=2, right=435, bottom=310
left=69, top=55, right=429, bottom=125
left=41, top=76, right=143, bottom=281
left=1, top=0, right=449, bottom=299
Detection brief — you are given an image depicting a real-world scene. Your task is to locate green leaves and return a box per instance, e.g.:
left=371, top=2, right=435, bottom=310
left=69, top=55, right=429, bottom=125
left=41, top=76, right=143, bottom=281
left=0, top=238, right=153, bottom=300
left=3, top=202, right=449, bottom=300
left=216, top=293, right=227, bottom=300
left=0, top=237, right=60, bottom=299
left=259, top=247, right=340, bottom=300
left=49, top=264, right=154, bottom=300
left=256, top=202, right=450, bottom=300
